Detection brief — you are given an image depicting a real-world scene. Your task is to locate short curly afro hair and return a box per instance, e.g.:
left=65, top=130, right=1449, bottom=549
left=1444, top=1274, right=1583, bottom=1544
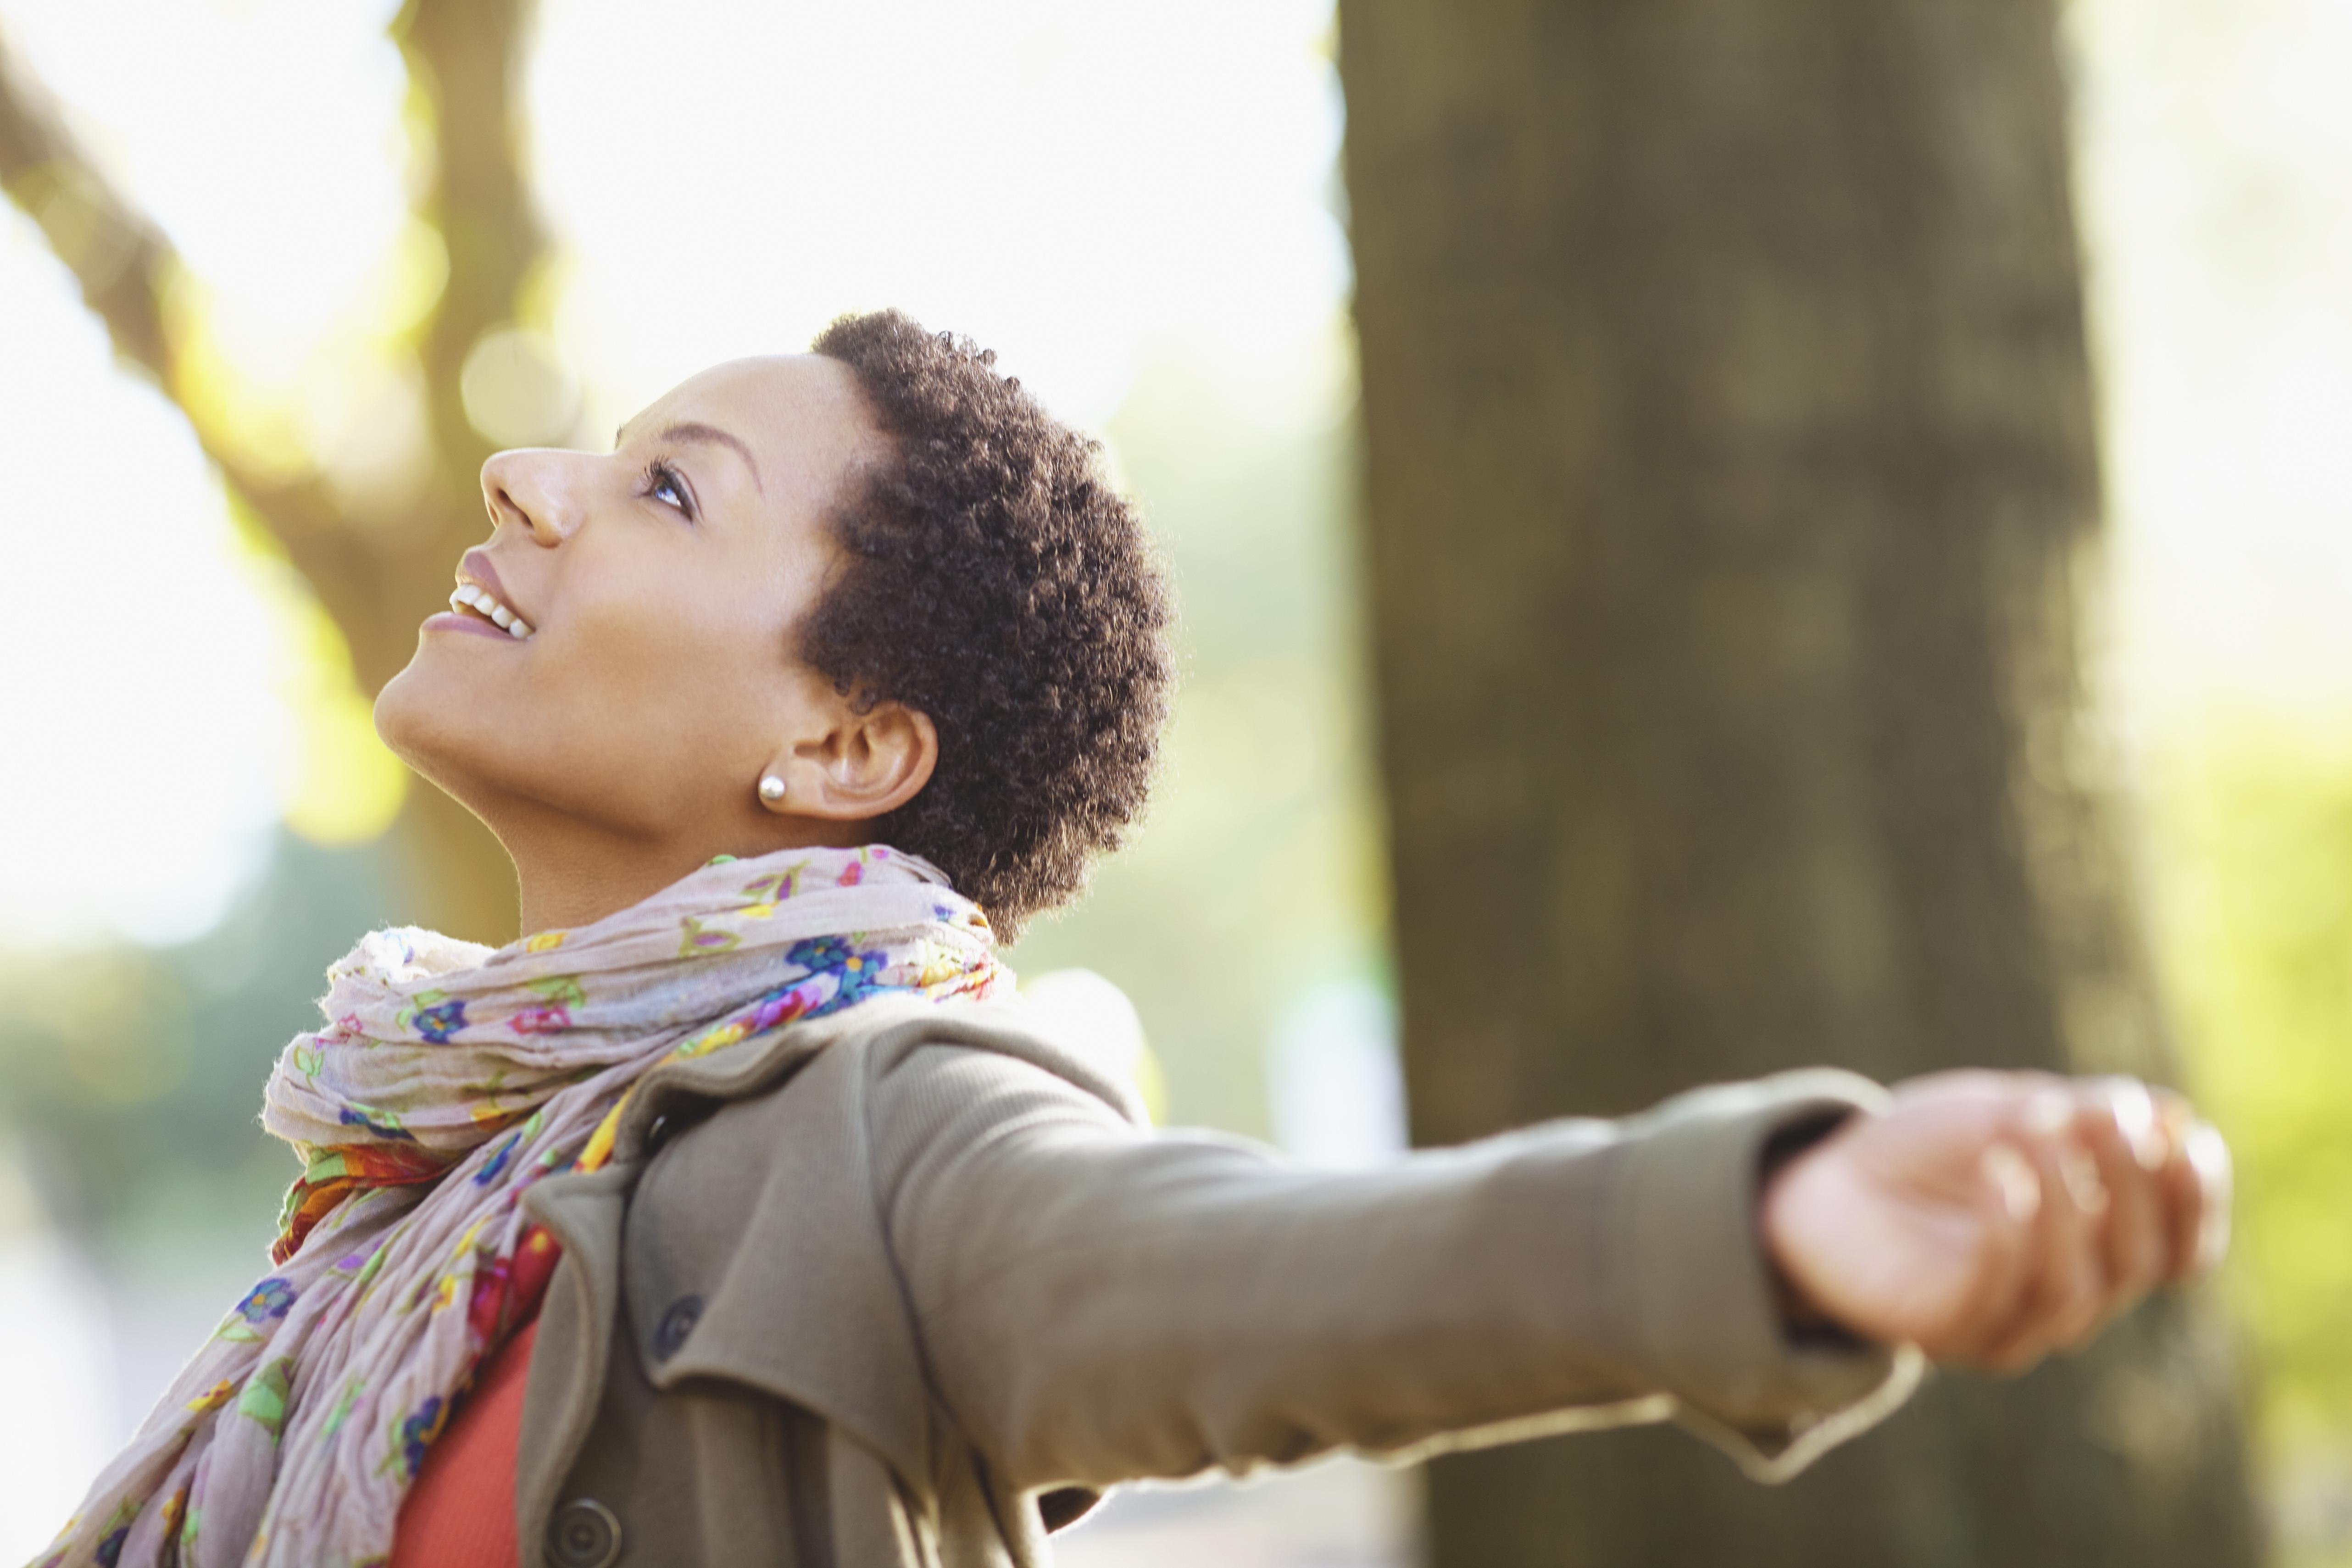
left=801, top=309, right=1174, bottom=944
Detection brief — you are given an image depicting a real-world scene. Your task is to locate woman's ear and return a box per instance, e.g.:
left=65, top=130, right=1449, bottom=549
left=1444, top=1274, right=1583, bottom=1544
left=762, top=699, right=937, bottom=823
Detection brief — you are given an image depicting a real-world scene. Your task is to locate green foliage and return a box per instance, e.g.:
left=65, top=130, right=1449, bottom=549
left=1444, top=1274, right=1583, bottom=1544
left=0, top=834, right=398, bottom=1248
left=2153, top=716, right=2352, bottom=1550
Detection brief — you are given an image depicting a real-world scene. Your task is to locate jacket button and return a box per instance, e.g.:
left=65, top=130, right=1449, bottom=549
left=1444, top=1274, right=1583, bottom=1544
left=643, top=1113, right=670, bottom=1152
left=545, top=1497, right=622, bottom=1568
left=654, top=1295, right=703, bottom=1361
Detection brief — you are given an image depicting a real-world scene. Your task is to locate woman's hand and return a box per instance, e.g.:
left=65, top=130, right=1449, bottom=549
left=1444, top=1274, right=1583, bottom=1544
left=1759, top=1071, right=2230, bottom=1370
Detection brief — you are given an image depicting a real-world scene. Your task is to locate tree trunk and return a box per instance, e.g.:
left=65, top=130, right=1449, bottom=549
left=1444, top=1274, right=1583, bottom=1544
left=1339, top=3, right=2263, bottom=1565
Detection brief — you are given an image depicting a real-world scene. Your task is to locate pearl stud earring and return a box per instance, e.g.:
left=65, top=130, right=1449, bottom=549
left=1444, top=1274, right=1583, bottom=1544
left=758, top=775, right=788, bottom=804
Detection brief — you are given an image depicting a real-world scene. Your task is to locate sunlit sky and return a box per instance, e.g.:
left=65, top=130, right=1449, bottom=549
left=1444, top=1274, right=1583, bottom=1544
left=0, top=0, right=2347, bottom=945
left=2073, top=0, right=2352, bottom=740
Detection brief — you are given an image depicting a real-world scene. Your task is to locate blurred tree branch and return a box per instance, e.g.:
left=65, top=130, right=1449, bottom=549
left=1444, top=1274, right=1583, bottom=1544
left=0, top=28, right=373, bottom=645
left=0, top=0, right=546, bottom=942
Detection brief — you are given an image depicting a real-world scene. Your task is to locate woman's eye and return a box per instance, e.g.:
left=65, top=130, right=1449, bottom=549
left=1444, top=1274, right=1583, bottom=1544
left=645, top=462, right=691, bottom=516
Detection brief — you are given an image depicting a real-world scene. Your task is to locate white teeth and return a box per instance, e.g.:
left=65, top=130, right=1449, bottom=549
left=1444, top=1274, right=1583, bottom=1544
left=446, top=580, right=535, bottom=639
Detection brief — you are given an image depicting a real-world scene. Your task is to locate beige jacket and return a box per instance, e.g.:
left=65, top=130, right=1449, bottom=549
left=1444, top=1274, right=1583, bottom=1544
left=513, top=995, right=1920, bottom=1568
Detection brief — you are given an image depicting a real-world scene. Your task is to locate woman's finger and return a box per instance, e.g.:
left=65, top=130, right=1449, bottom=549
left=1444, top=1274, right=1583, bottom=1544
left=1975, top=1093, right=2108, bottom=1371
left=2152, top=1090, right=2200, bottom=1275
left=2177, top=1122, right=2232, bottom=1280
left=1928, top=1142, right=2040, bottom=1358
left=2150, top=1091, right=2232, bottom=1281
left=2078, top=1078, right=2169, bottom=1307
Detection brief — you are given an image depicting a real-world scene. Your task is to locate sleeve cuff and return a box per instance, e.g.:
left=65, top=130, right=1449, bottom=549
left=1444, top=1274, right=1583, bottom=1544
left=1601, top=1068, right=1926, bottom=1483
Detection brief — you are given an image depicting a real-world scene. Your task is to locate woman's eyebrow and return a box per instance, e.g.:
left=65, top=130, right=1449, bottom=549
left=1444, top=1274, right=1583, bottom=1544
left=613, top=420, right=766, bottom=493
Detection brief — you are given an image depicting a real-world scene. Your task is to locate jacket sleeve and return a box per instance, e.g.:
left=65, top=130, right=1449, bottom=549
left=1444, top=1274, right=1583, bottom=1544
left=867, top=1034, right=1922, bottom=1493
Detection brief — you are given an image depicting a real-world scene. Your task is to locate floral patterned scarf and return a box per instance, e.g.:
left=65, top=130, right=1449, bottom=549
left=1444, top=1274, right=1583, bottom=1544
left=36, top=843, right=1007, bottom=1568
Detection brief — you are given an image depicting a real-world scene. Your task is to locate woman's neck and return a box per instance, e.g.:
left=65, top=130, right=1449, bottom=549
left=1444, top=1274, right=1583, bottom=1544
left=497, top=809, right=859, bottom=939
left=511, top=839, right=701, bottom=938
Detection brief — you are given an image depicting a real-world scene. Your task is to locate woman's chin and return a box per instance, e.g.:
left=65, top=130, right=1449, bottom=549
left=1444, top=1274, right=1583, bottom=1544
left=373, top=661, right=473, bottom=781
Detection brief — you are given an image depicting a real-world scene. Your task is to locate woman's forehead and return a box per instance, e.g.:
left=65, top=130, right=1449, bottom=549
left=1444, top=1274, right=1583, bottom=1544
left=623, top=355, right=882, bottom=510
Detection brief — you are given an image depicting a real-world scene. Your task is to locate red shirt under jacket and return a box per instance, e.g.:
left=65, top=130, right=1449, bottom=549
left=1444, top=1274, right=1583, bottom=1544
left=388, top=1316, right=539, bottom=1568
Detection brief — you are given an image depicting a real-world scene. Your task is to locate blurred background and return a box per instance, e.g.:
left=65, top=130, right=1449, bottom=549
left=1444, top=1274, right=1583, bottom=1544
left=0, top=0, right=2346, bottom=1563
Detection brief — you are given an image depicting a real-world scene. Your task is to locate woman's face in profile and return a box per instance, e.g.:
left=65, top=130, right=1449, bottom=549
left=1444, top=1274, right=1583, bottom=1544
left=374, top=354, right=886, bottom=847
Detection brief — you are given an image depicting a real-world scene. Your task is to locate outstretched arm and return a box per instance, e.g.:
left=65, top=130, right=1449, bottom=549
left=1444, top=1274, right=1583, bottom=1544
left=872, top=1035, right=1914, bottom=1491
left=871, top=1027, right=2226, bottom=1496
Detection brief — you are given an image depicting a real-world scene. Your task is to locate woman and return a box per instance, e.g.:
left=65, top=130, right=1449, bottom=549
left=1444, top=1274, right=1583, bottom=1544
left=41, top=311, right=2227, bottom=1568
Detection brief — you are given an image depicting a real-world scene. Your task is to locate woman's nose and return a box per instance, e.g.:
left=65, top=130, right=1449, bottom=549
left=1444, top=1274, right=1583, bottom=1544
left=479, top=449, right=581, bottom=545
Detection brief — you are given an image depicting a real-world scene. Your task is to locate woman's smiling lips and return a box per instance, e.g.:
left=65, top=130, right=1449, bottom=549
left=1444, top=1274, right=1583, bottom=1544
left=425, top=549, right=538, bottom=640
left=457, top=551, right=530, bottom=622
left=422, top=610, right=524, bottom=640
